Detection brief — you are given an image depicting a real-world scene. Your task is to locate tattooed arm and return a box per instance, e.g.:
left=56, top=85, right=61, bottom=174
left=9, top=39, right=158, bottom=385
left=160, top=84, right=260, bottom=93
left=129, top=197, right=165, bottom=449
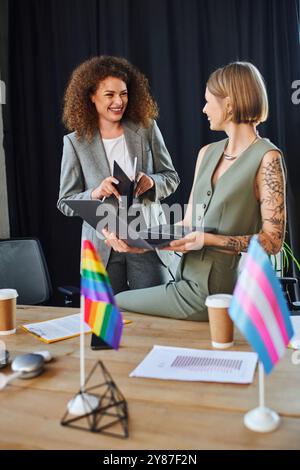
left=203, top=150, right=286, bottom=255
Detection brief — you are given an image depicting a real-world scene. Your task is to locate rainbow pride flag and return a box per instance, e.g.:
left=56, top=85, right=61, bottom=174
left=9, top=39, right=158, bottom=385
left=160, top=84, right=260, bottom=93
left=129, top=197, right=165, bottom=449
left=229, top=236, right=294, bottom=374
left=81, top=239, right=123, bottom=350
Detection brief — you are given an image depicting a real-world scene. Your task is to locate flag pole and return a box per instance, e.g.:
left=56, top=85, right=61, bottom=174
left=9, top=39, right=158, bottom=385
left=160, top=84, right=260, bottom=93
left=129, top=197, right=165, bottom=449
left=258, top=361, right=264, bottom=408
left=66, top=294, right=99, bottom=416
left=244, top=361, right=280, bottom=433
left=80, top=294, right=85, bottom=392
left=66, top=242, right=99, bottom=416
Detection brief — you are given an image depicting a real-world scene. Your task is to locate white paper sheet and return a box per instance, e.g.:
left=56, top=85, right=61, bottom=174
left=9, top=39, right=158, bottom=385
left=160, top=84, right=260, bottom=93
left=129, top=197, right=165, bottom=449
left=130, top=345, right=258, bottom=383
left=22, top=313, right=91, bottom=342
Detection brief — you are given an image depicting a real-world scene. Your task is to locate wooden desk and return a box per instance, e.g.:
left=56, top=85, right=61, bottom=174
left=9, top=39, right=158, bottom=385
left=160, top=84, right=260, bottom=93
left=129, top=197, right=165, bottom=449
left=0, top=306, right=299, bottom=450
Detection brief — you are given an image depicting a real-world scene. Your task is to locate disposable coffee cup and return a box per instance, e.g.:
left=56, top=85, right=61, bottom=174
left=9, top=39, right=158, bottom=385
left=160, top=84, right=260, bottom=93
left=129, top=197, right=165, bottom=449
left=0, top=289, right=18, bottom=335
left=205, top=294, right=233, bottom=349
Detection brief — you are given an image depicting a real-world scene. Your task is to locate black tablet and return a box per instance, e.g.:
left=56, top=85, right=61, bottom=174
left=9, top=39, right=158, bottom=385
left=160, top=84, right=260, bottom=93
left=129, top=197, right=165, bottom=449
left=64, top=200, right=216, bottom=250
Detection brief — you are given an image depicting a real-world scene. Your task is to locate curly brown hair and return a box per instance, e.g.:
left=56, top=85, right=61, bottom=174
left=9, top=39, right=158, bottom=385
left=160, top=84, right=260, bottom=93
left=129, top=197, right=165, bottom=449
left=63, top=56, right=159, bottom=140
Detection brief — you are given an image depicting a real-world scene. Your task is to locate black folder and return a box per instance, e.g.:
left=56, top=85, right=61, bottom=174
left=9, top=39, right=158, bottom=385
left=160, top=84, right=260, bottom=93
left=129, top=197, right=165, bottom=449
left=112, top=160, right=135, bottom=208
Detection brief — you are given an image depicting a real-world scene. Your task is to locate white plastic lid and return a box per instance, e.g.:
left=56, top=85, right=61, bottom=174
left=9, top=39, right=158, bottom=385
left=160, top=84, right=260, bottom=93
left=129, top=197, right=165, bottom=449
left=0, top=289, right=18, bottom=300
left=205, top=294, right=233, bottom=308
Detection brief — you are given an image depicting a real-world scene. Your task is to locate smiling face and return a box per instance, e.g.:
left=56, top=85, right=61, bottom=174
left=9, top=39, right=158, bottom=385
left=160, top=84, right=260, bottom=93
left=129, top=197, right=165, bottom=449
left=91, top=76, right=128, bottom=124
left=202, top=87, right=230, bottom=131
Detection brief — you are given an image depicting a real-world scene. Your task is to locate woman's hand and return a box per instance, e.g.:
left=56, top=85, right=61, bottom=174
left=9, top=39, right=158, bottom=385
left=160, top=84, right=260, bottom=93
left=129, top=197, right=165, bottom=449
left=91, top=177, right=121, bottom=201
left=134, top=172, right=154, bottom=197
left=162, top=231, right=205, bottom=253
left=102, top=228, right=148, bottom=253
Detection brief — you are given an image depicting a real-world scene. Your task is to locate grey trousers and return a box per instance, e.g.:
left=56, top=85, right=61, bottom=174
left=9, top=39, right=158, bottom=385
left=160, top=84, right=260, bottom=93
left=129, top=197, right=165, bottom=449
left=115, top=248, right=240, bottom=321
left=107, top=250, right=173, bottom=295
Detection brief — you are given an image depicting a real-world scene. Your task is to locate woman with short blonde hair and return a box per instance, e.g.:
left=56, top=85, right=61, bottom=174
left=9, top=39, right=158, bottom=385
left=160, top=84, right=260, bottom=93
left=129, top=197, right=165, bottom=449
left=207, top=61, right=269, bottom=124
left=105, top=61, right=286, bottom=321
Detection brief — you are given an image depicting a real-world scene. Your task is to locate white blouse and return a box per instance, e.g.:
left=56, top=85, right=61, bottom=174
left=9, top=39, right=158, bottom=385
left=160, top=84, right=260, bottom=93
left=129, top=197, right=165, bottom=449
left=102, top=134, right=135, bottom=179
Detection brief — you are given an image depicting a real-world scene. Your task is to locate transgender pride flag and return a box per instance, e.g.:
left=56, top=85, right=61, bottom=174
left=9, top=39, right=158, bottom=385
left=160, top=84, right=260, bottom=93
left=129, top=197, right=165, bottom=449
left=229, top=236, right=294, bottom=375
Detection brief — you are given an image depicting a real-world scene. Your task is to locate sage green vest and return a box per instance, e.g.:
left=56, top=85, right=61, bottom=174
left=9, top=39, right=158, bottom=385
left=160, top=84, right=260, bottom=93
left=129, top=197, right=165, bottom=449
left=192, top=138, right=282, bottom=236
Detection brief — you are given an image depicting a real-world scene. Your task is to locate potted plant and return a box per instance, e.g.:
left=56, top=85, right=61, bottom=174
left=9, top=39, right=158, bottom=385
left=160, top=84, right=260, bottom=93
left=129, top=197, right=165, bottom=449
left=272, top=241, right=300, bottom=312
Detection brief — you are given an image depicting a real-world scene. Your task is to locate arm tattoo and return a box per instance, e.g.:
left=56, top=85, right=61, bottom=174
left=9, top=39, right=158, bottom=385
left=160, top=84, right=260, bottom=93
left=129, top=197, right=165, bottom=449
left=215, top=154, right=285, bottom=255
left=259, top=155, right=285, bottom=253
left=224, top=236, right=252, bottom=253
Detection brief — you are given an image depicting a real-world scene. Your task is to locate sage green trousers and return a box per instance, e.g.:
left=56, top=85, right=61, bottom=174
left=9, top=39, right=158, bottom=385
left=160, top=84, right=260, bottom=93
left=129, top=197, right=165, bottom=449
left=115, top=248, right=240, bottom=321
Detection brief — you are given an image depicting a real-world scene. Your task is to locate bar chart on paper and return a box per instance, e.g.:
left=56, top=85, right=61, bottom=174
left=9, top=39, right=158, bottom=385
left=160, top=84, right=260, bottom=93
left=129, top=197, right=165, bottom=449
left=130, top=345, right=258, bottom=383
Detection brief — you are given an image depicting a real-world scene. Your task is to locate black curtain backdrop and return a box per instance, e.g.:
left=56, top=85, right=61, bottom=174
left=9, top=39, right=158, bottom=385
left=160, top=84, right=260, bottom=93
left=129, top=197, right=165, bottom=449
left=3, top=0, right=300, bottom=304
left=0, top=1, right=8, bottom=87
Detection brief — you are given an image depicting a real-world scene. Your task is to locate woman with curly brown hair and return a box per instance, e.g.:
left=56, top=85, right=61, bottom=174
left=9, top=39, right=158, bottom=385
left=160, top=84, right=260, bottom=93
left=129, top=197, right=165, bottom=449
left=57, top=56, right=180, bottom=319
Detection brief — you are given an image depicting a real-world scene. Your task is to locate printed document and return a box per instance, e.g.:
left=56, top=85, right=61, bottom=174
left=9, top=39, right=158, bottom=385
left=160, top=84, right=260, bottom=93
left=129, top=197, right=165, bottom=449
left=22, top=313, right=130, bottom=343
left=130, top=345, right=258, bottom=383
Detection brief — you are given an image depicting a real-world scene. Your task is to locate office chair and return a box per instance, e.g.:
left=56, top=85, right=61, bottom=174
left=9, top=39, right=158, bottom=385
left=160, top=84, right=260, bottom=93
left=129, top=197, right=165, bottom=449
left=279, top=277, right=300, bottom=315
left=0, top=238, right=80, bottom=306
left=0, top=238, right=52, bottom=304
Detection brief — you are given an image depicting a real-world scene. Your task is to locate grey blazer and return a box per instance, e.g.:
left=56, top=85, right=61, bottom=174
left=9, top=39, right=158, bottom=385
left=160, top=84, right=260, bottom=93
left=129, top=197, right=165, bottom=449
left=57, top=119, right=180, bottom=267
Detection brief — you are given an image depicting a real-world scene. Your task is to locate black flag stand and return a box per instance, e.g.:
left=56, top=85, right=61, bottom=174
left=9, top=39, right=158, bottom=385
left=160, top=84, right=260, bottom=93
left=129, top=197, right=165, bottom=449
left=61, top=361, right=129, bottom=438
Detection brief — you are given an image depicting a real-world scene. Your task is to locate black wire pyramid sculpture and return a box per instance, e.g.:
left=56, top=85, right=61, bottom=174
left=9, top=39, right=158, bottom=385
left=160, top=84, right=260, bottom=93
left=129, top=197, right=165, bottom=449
left=61, top=360, right=129, bottom=438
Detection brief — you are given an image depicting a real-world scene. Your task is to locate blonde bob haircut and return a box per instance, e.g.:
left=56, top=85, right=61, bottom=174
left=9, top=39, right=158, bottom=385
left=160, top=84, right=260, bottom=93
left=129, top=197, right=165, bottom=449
left=207, top=62, right=269, bottom=124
